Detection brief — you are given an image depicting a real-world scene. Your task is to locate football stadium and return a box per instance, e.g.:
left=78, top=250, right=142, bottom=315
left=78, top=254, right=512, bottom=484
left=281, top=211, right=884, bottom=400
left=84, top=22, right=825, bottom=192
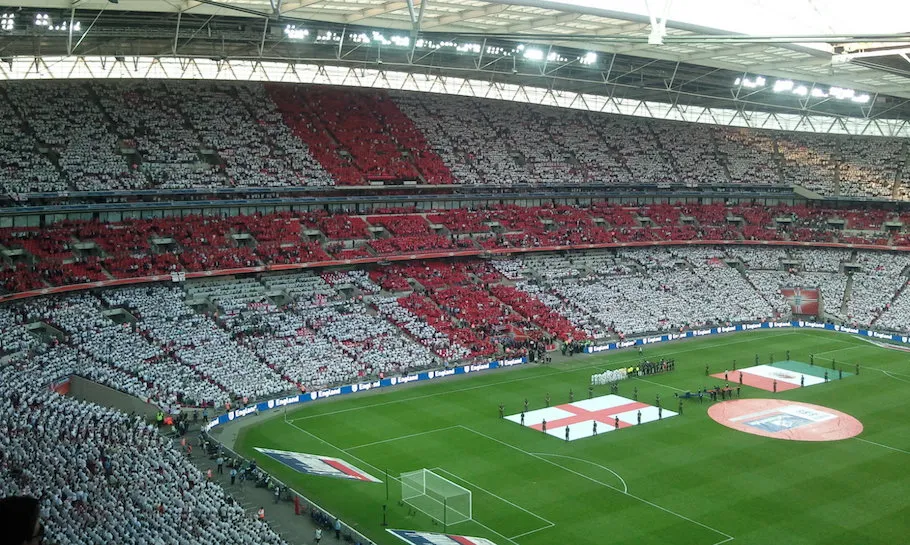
left=1, top=1, right=910, bottom=544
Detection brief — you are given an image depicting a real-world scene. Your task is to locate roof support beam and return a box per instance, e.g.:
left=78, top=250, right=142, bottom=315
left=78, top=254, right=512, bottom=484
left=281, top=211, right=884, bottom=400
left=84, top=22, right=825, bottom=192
left=345, top=1, right=408, bottom=23
left=278, top=0, right=325, bottom=16
left=422, top=4, right=509, bottom=30
left=502, top=12, right=581, bottom=34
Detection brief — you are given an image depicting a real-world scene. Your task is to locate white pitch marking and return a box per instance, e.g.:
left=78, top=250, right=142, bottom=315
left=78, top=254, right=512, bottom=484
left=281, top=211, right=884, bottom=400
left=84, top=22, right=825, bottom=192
left=430, top=467, right=556, bottom=528
left=634, top=377, right=687, bottom=392
left=344, top=425, right=461, bottom=451
left=461, top=425, right=735, bottom=543
left=291, top=333, right=804, bottom=422
left=855, top=437, right=910, bottom=455
left=813, top=345, right=867, bottom=357
left=531, top=452, right=628, bottom=494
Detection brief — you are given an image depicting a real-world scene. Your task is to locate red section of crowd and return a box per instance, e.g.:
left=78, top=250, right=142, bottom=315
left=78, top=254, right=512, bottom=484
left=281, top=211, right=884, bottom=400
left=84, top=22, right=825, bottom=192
left=0, top=203, right=908, bottom=294
left=267, top=85, right=453, bottom=186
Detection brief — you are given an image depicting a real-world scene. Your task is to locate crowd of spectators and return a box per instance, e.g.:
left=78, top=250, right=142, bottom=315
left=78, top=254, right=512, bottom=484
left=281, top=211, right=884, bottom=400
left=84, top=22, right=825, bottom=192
left=0, top=358, right=286, bottom=545
left=0, top=82, right=905, bottom=195
left=0, top=203, right=909, bottom=294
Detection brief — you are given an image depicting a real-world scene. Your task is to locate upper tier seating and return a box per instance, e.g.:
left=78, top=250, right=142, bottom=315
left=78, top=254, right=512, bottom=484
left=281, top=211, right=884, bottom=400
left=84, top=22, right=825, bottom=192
left=0, top=81, right=905, bottom=195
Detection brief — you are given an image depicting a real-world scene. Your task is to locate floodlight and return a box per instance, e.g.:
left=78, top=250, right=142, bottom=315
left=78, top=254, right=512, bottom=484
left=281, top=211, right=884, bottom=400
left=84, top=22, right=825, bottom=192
left=579, top=52, right=597, bottom=65
left=852, top=94, right=871, bottom=103
left=734, top=77, right=741, bottom=85
left=773, top=80, right=793, bottom=93
left=810, top=88, right=827, bottom=98
left=755, top=76, right=766, bottom=86
left=829, top=87, right=855, bottom=100
left=283, top=25, right=309, bottom=40
left=793, top=85, right=808, bottom=96
left=523, top=48, right=544, bottom=61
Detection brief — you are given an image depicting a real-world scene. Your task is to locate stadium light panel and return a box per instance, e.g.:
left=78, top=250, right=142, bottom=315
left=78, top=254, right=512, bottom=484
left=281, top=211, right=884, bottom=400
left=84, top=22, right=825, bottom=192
left=793, top=85, right=809, bottom=96
left=284, top=25, right=309, bottom=40
left=523, top=48, right=544, bottom=61
left=852, top=94, right=871, bottom=103
left=829, top=86, right=855, bottom=100
left=34, top=13, right=49, bottom=26
left=773, top=80, right=794, bottom=93
left=811, top=88, right=827, bottom=98
left=579, top=52, right=597, bottom=65
left=1, top=14, right=13, bottom=31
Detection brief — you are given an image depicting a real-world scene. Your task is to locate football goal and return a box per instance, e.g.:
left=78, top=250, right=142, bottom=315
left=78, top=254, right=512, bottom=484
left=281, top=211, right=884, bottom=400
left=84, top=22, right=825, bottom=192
left=400, top=468, right=472, bottom=525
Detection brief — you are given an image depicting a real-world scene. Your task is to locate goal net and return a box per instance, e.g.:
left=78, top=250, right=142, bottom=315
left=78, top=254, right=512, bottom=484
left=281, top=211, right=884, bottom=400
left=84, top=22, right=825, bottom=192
left=400, top=469, right=472, bottom=525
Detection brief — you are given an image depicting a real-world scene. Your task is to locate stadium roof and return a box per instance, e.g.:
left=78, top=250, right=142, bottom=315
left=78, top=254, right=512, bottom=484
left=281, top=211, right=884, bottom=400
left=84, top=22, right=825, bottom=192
left=1, top=0, right=909, bottom=121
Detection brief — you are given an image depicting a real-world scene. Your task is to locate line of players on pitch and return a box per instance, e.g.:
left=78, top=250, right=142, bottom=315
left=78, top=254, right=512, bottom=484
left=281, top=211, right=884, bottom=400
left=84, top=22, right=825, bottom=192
left=496, top=385, right=667, bottom=441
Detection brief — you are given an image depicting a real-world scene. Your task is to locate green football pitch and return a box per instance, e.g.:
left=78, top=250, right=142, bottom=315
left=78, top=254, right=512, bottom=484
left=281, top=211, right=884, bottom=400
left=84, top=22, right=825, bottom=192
left=235, top=329, right=910, bottom=545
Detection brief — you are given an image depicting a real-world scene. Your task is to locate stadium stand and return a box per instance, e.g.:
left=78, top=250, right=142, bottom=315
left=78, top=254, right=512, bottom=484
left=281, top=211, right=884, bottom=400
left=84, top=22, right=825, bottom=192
left=0, top=82, right=905, bottom=195
left=0, top=357, right=286, bottom=545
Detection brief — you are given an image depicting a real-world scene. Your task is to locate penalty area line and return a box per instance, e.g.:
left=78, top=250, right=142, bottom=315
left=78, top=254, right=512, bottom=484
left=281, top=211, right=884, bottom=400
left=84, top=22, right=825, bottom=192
left=344, top=425, right=461, bottom=451
left=429, top=467, right=556, bottom=529
left=460, top=425, right=734, bottom=543
left=284, top=421, right=525, bottom=545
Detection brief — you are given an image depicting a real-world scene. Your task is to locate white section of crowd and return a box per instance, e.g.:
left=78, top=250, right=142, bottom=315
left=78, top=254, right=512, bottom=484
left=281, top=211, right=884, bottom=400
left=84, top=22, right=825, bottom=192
left=0, top=360, right=287, bottom=545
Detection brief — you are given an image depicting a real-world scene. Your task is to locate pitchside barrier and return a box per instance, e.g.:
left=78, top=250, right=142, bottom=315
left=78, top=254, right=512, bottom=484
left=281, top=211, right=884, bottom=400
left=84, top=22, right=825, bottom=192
left=584, top=320, right=906, bottom=354
left=203, top=357, right=528, bottom=431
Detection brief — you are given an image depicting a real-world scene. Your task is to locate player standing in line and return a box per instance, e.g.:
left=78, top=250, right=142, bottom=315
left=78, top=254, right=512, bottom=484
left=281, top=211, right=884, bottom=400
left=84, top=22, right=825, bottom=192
left=632, top=387, right=638, bottom=401
left=800, top=375, right=804, bottom=388
left=588, top=385, right=594, bottom=399
left=524, top=398, right=529, bottom=412
left=565, top=426, right=570, bottom=441
left=705, top=364, right=709, bottom=376
left=739, top=372, right=743, bottom=385
left=499, top=403, right=504, bottom=418
left=637, top=410, right=642, bottom=425
left=773, top=380, right=777, bottom=393
left=724, top=370, right=729, bottom=382
left=520, top=411, right=525, bottom=426
left=658, top=406, right=663, bottom=420
left=593, top=420, right=598, bottom=435
left=786, top=350, right=790, bottom=360
left=542, top=419, right=547, bottom=433
left=569, top=389, right=574, bottom=403
left=824, top=371, right=829, bottom=383
left=545, top=393, right=550, bottom=407
left=614, top=416, right=619, bottom=430
left=678, top=399, right=683, bottom=414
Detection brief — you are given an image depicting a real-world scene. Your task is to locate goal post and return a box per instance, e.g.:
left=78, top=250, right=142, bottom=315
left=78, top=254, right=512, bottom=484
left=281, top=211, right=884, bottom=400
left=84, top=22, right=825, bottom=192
left=400, top=469, right=472, bottom=525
